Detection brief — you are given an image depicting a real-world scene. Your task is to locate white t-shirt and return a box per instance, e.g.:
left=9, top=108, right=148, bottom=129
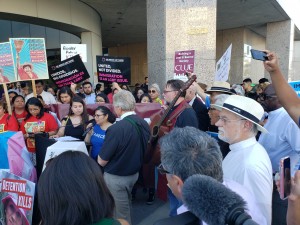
left=25, top=90, right=56, bottom=105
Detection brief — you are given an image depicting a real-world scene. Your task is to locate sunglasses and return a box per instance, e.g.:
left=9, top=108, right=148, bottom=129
left=157, top=163, right=171, bottom=175
left=148, top=90, right=156, bottom=94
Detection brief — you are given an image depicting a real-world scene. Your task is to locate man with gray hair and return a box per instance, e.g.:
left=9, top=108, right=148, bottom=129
left=98, top=90, right=150, bottom=224
left=156, top=127, right=266, bottom=225
left=213, top=95, right=273, bottom=225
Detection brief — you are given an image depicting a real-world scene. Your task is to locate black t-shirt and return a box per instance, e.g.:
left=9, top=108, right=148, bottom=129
left=63, top=117, right=85, bottom=141
left=167, top=104, right=199, bottom=129
left=99, top=114, right=150, bottom=176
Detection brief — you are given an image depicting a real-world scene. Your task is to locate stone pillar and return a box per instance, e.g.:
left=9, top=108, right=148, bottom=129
left=147, top=0, right=217, bottom=90
left=266, top=20, right=294, bottom=81
left=81, top=31, right=103, bottom=85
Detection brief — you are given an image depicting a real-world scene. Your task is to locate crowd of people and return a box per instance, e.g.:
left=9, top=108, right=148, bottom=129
left=1, top=51, right=300, bottom=225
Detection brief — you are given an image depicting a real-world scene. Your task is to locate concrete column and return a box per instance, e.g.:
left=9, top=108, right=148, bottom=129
left=147, top=0, right=217, bottom=89
left=81, top=32, right=103, bottom=85
left=266, top=20, right=294, bottom=81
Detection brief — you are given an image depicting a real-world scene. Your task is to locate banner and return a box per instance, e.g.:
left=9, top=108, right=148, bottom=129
left=289, top=81, right=300, bottom=97
left=97, top=56, right=131, bottom=84
left=174, top=50, right=195, bottom=81
left=0, top=42, right=16, bottom=83
left=10, top=38, right=49, bottom=81
left=0, top=170, right=35, bottom=225
left=215, top=44, right=232, bottom=81
left=48, top=54, right=90, bottom=88
left=61, top=44, right=87, bottom=62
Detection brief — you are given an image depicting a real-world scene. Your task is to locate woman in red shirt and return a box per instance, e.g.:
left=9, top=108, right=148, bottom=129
left=12, top=95, right=27, bottom=127
left=0, top=101, right=19, bottom=132
left=21, top=97, right=58, bottom=164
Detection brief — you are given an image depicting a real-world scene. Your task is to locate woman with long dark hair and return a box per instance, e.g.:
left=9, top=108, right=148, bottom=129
left=12, top=95, right=27, bottom=126
left=57, top=86, right=74, bottom=104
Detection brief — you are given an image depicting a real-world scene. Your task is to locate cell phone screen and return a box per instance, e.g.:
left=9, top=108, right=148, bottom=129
left=250, top=49, right=268, bottom=61
left=280, top=157, right=291, bottom=199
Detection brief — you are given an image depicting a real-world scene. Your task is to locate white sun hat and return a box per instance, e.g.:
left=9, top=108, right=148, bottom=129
left=211, top=95, right=267, bottom=133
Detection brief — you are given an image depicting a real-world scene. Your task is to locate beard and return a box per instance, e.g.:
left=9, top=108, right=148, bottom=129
left=218, top=127, right=230, bottom=143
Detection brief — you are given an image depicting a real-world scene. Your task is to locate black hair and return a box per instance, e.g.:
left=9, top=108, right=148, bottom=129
left=12, top=95, right=25, bottom=105
left=58, top=86, right=74, bottom=103
left=8, top=91, right=18, bottom=97
left=94, top=83, right=102, bottom=93
left=166, top=79, right=186, bottom=98
left=82, top=81, right=92, bottom=87
left=243, top=78, right=252, bottom=83
left=68, top=96, right=89, bottom=129
left=25, top=97, right=44, bottom=120
left=96, top=93, right=109, bottom=103
left=139, top=93, right=152, bottom=103
left=258, top=78, right=269, bottom=84
left=95, top=106, right=116, bottom=124
left=38, top=151, right=115, bottom=225
left=35, top=80, right=44, bottom=86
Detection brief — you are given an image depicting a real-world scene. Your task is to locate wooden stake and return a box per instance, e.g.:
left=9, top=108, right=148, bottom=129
left=31, top=80, right=37, bottom=97
left=3, top=84, right=12, bottom=115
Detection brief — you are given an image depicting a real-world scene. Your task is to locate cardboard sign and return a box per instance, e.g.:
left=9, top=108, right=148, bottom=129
left=49, top=54, right=90, bottom=88
left=289, top=81, right=300, bottom=97
left=61, top=44, right=87, bottom=62
left=174, top=50, right=195, bottom=81
left=0, top=170, right=35, bottom=225
left=97, top=56, right=131, bottom=84
left=9, top=38, right=49, bottom=81
left=0, top=42, right=17, bottom=83
left=215, top=44, right=232, bottom=81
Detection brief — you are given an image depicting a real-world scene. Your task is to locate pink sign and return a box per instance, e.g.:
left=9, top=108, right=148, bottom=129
left=174, top=50, right=195, bottom=78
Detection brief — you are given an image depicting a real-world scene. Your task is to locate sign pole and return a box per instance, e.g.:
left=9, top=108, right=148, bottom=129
left=3, top=84, right=12, bottom=115
left=31, top=80, right=37, bottom=97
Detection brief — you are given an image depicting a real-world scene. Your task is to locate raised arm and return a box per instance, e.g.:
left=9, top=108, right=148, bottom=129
left=287, top=171, right=300, bottom=225
left=264, top=51, right=300, bottom=126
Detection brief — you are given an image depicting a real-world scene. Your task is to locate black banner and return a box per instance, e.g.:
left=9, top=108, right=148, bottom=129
left=96, top=56, right=131, bottom=84
left=48, top=54, right=90, bottom=88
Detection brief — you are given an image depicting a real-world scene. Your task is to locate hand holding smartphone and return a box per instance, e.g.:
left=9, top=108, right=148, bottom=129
left=279, top=156, right=291, bottom=200
left=250, top=49, right=268, bottom=61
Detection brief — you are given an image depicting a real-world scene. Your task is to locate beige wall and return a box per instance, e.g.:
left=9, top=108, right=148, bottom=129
left=108, top=42, right=148, bottom=85
left=292, top=41, right=300, bottom=81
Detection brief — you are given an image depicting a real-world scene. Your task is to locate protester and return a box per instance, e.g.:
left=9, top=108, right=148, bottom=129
left=148, top=83, right=163, bottom=104
left=156, top=126, right=266, bottom=225
left=96, top=93, right=109, bottom=104
left=134, top=87, right=145, bottom=102
left=213, top=95, right=273, bottom=224
left=21, top=97, right=58, bottom=164
left=37, top=95, right=61, bottom=127
left=98, top=90, right=150, bottom=224
left=242, top=78, right=258, bottom=100
left=0, top=100, right=19, bottom=132
left=12, top=95, right=27, bottom=126
left=82, top=81, right=96, bottom=104
left=263, top=51, right=300, bottom=127
left=94, top=83, right=103, bottom=95
left=52, top=96, right=93, bottom=141
left=8, top=90, right=18, bottom=104
left=57, top=86, right=74, bottom=104
left=47, top=87, right=56, bottom=97
left=25, top=80, right=56, bottom=105
left=85, top=106, right=116, bottom=161
left=140, top=93, right=152, bottom=103
left=140, top=76, right=148, bottom=92
left=258, top=84, right=300, bottom=225
left=38, top=151, right=129, bottom=225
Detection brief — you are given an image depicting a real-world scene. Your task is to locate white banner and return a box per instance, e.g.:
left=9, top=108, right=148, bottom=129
left=215, top=44, right=232, bottom=81
left=61, top=44, right=87, bottom=62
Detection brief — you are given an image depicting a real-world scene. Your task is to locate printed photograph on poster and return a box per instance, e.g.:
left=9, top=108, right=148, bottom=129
left=49, top=54, right=90, bottom=88
left=96, top=56, right=131, bottom=84
left=0, top=170, right=35, bottom=225
left=0, top=43, right=17, bottom=84
left=174, top=50, right=195, bottom=82
left=61, top=44, right=87, bottom=62
left=215, top=44, right=232, bottom=81
left=9, top=38, right=49, bottom=81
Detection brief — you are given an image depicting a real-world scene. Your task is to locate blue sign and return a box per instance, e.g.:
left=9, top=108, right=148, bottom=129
left=289, top=81, right=300, bottom=97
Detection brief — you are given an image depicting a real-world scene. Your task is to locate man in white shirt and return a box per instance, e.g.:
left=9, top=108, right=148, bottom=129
left=213, top=95, right=273, bottom=225
left=25, top=80, right=56, bottom=105
left=258, top=84, right=300, bottom=225
left=156, top=126, right=266, bottom=225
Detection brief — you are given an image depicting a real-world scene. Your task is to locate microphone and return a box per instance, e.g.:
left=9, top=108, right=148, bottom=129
left=182, top=175, right=259, bottom=225
left=82, top=119, right=96, bottom=137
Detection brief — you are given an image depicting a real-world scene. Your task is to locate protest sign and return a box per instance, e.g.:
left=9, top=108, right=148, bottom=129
left=10, top=38, right=49, bottom=81
left=61, top=44, right=87, bottom=62
left=0, top=42, right=16, bottom=84
left=97, top=56, right=131, bottom=84
left=49, top=54, right=90, bottom=88
left=289, top=80, right=300, bottom=97
left=174, top=50, right=195, bottom=81
left=0, top=170, right=35, bottom=225
left=215, top=44, right=232, bottom=81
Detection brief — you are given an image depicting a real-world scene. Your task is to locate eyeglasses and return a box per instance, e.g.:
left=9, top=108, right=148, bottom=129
left=94, top=114, right=104, bottom=118
left=157, top=163, right=171, bottom=175
left=148, top=90, right=156, bottom=94
left=163, top=90, right=176, bottom=94
left=217, top=116, right=246, bottom=124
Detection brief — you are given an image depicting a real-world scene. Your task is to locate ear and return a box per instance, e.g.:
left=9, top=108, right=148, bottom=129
left=243, top=120, right=253, bottom=130
left=172, top=175, right=184, bottom=196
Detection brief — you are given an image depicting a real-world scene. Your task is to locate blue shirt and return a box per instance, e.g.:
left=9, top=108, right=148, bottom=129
left=90, top=125, right=106, bottom=160
left=84, top=93, right=96, bottom=104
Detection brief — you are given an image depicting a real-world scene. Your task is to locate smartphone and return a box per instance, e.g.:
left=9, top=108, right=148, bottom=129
left=279, top=156, right=291, bottom=200
left=250, top=49, right=268, bottom=61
